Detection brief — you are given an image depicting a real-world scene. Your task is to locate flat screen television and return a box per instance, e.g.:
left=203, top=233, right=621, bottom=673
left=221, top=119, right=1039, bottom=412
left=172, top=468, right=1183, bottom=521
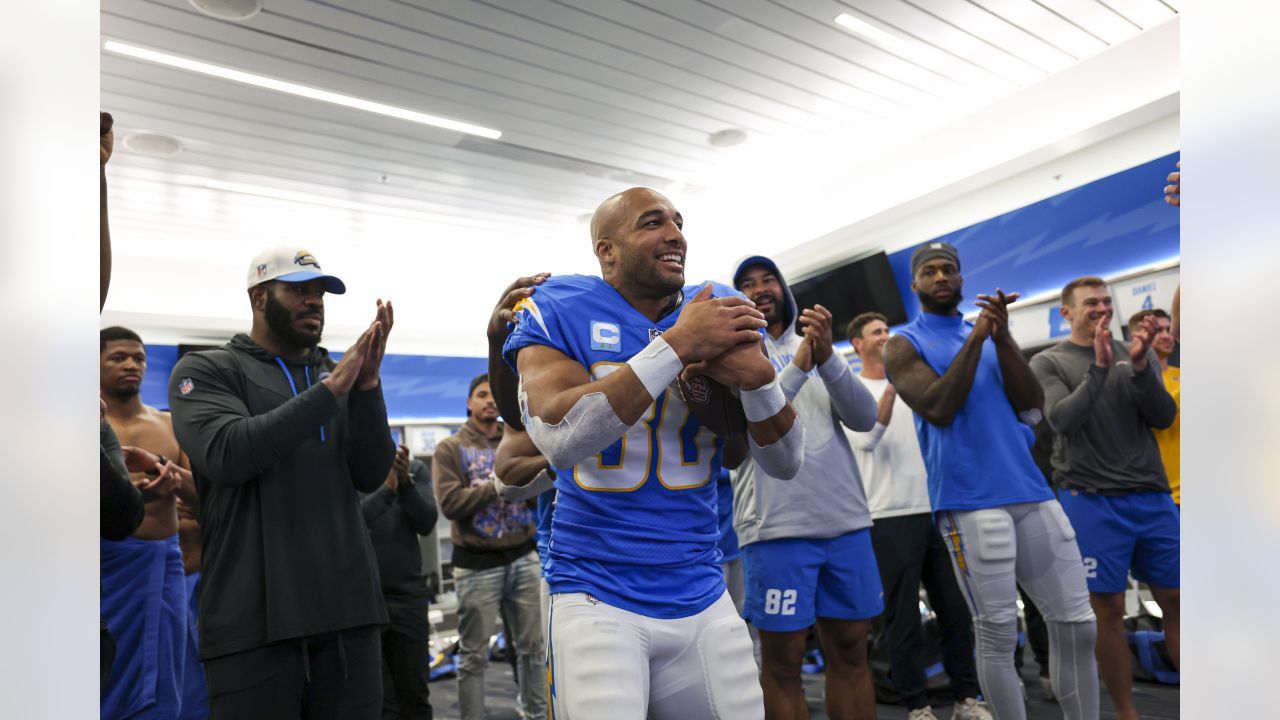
left=789, top=251, right=908, bottom=342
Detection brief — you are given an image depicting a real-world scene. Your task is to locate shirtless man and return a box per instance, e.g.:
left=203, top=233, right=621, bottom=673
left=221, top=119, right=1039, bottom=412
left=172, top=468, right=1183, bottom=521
left=100, top=326, right=197, bottom=720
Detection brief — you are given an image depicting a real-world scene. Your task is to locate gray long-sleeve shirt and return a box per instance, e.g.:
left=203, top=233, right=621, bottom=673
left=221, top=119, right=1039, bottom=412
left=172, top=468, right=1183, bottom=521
left=1030, top=339, right=1176, bottom=494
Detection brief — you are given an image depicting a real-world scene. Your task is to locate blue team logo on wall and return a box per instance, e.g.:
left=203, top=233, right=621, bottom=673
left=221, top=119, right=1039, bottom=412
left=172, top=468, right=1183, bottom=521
left=1049, top=308, right=1072, bottom=338
left=590, top=321, right=622, bottom=352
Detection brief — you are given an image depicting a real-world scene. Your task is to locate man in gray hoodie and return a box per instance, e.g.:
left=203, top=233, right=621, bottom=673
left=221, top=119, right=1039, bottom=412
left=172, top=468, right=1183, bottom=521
left=732, top=256, right=882, bottom=720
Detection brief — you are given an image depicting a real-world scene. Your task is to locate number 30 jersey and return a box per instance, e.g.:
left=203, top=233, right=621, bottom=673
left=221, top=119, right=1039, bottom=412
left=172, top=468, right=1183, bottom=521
left=503, top=274, right=736, bottom=619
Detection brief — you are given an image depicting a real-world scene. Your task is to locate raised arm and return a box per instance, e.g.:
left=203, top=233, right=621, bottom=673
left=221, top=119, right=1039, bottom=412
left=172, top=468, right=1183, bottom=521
left=169, top=353, right=340, bottom=487
left=883, top=323, right=989, bottom=427
left=798, top=305, right=876, bottom=431
left=343, top=386, right=396, bottom=493
left=977, top=290, right=1044, bottom=419
left=487, top=274, right=550, bottom=431
left=398, top=459, right=439, bottom=535
left=1126, top=315, right=1178, bottom=430
left=846, top=385, right=894, bottom=452
left=1030, top=314, right=1113, bottom=435
left=100, top=112, right=113, bottom=312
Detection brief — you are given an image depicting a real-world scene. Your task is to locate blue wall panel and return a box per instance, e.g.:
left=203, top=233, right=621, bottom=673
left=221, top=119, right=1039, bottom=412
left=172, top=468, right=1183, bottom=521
left=888, top=152, right=1180, bottom=320
left=140, top=345, right=485, bottom=420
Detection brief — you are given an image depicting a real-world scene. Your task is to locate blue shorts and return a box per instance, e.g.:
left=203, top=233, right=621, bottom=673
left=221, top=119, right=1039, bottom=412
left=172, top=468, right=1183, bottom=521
left=1058, top=490, right=1180, bottom=593
left=741, top=529, right=883, bottom=633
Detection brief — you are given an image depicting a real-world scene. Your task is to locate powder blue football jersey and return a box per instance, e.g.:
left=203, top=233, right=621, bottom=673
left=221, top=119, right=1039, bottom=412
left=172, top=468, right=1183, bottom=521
left=502, top=274, right=740, bottom=618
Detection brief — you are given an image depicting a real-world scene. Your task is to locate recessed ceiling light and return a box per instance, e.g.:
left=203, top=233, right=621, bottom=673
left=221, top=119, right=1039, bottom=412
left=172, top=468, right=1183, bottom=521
left=708, top=129, right=748, bottom=148
left=188, top=0, right=261, bottom=21
left=102, top=41, right=502, bottom=140
left=123, top=133, right=184, bottom=156
left=834, top=13, right=908, bottom=50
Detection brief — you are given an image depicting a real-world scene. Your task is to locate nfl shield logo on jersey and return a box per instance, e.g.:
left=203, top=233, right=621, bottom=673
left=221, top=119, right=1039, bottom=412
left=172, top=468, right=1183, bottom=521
left=178, top=377, right=195, bottom=396
left=590, top=321, right=621, bottom=352
left=685, top=375, right=711, bottom=405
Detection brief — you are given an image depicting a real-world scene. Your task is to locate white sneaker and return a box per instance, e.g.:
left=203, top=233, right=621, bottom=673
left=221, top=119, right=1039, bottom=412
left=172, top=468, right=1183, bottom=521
left=907, top=707, right=939, bottom=720
left=953, top=697, right=994, bottom=720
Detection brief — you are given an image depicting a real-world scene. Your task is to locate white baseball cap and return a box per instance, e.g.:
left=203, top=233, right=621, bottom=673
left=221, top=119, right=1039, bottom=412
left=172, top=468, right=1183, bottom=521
left=246, top=246, right=346, bottom=294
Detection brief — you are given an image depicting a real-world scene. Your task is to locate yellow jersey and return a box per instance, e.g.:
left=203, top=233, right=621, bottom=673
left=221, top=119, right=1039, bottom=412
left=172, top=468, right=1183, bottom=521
left=1154, top=365, right=1180, bottom=504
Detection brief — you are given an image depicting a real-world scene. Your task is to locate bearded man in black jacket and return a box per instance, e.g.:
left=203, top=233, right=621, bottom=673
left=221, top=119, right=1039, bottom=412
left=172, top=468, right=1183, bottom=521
left=169, top=247, right=396, bottom=720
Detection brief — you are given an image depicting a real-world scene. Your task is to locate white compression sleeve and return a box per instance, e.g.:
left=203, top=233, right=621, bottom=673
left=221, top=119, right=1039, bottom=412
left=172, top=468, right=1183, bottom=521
left=747, top=418, right=804, bottom=480
left=519, top=378, right=629, bottom=469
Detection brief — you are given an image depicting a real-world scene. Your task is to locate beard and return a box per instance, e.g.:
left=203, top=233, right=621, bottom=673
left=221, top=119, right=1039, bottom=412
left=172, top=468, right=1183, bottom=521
left=620, top=245, right=684, bottom=297
left=265, top=291, right=323, bottom=349
left=917, top=287, right=962, bottom=314
left=753, top=292, right=782, bottom=325
left=103, top=383, right=140, bottom=400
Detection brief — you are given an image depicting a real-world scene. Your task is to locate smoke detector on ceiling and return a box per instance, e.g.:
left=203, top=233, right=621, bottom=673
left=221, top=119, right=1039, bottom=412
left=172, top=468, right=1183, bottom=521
left=123, top=133, right=184, bottom=156
left=188, top=0, right=262, bottom=21
left=708, top=128, right=748, bottom=148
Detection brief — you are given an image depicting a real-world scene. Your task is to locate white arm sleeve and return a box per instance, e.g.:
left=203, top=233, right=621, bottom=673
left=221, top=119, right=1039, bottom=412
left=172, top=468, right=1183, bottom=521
left=520, top=383, right=629, bottom=470
left=777, top=363, right=810, bottom=401
left=747, top=418, right=805, bottom=480
left=818, top=355, right=878, bottom=432
left=493, top=468, right=556, bottom=503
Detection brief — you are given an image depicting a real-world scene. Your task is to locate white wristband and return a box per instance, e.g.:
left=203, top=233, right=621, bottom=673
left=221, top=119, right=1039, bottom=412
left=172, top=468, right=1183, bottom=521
left=627, top=336, right=683, bottom=400
left=741, top=378, right=786, bottom=423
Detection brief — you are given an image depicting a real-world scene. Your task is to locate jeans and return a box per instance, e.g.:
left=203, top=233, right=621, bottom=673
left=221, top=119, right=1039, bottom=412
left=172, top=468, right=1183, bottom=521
left=454, top=551, right=547, bottom=720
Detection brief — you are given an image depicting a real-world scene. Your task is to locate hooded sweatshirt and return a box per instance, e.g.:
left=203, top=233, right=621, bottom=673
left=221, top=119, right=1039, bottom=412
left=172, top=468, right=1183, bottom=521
left=730, top=256, right=880, bottom=546
left=433, top=421, right=537, bottom=569
left=168, top=334, right=395, bottom=660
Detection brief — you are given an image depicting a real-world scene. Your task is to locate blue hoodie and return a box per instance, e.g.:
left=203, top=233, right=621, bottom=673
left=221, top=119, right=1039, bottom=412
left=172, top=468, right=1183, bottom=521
left=729, top=256, right=880, bottom=546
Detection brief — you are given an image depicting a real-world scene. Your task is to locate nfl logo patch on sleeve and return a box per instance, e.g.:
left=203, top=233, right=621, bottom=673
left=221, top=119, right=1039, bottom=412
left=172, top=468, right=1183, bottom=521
left=179, top=377, right=195, bottom=396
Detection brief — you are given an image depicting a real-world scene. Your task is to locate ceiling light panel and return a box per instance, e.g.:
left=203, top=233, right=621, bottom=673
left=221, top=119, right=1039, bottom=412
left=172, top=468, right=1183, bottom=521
left=102, top=41, right=502, bottom=140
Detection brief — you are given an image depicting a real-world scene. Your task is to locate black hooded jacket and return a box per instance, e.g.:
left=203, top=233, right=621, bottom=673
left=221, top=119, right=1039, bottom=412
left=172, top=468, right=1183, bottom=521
left=168, top=334, right=395, bottom=660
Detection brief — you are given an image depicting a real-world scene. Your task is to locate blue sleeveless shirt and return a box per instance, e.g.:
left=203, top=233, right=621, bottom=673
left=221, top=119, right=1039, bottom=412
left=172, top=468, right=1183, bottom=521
left=893, top=312, right=1050, bottom=513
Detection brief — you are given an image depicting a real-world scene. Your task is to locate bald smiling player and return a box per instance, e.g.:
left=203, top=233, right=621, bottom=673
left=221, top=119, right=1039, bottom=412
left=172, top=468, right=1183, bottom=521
left=503, top=187, right=805, bottom=720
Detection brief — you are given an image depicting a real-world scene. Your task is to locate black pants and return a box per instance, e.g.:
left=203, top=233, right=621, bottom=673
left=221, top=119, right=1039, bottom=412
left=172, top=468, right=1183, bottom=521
left=204, top=625, right=382, bottom=720
left=871, top=513, right=981, bottom=710
left=381, top=605, right=434, bottom=720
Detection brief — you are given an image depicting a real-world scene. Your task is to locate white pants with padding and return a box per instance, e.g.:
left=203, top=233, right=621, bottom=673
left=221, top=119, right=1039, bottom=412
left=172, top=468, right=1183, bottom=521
left=547, top=590, right=763, bottom=719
